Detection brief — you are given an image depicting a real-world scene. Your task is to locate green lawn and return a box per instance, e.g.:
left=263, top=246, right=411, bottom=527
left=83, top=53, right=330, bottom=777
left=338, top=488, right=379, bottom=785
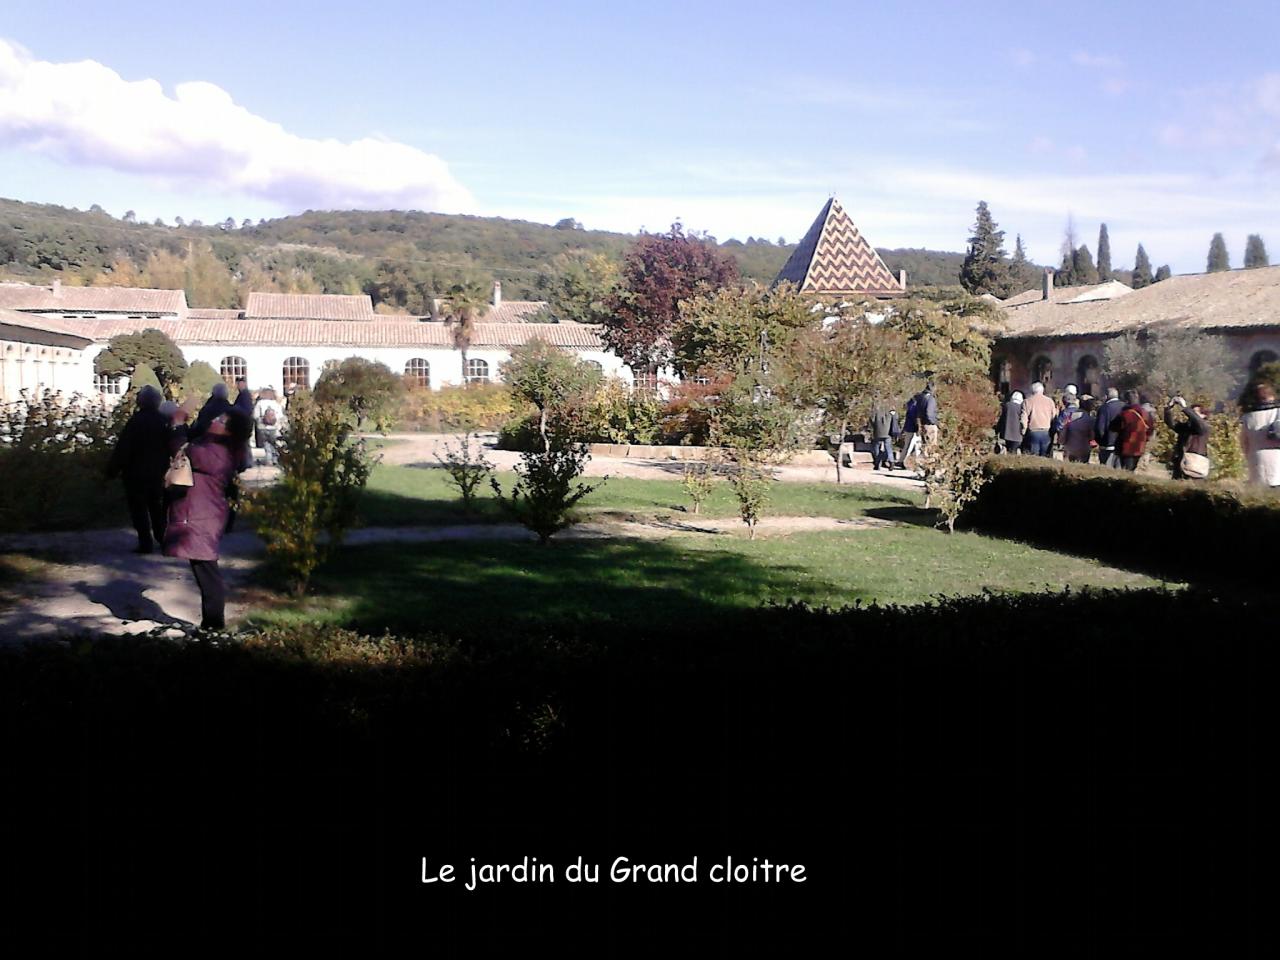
left=251, top=527, right=1175, bottom=637
left=360, top=462, right=923, bottom=526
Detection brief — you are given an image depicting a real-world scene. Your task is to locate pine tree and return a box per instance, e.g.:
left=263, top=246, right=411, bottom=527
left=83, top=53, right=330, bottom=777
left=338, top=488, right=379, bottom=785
left=1244, top=234, right=1270, bottom=269
left=1154, top=265, right=1172, bottom=283
left=1133, top=244, right=1153, bottom=289
left=1096, top=223, right=1112, bottom=280
left=1207, top=233, right=1230, bottom=272
left=1072, top=244, right=1099, bottom=285
left=1010, top=234, right=1035, bottom=291
left=959, top=201, right=1011, bottom=296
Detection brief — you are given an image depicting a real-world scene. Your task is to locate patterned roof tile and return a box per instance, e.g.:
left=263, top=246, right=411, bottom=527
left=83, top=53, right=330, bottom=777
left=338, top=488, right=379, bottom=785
left=774, top=198, right=904, bottom=298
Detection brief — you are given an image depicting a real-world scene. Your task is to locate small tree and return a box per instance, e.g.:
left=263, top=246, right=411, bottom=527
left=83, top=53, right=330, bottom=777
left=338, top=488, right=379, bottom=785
left=1154, top=265, right=1172, bottom=283
left=501, top=339, right=601, bottom=451
left=313, top=357, right=405, bottom=431
left=1207, top=233, right=1230, bottom=273
left=94, top=329, right=188, bottom=394
left=1132, top=244, right=1153, bottom=289
left=1097, top=223, right=1112, bottom=280
left=179, top=360, right=222, bottom=405
left=248, top=395, right=376, bottom=594
left=1244, top=234, right=1269, bottom=269
left=681, top=457, right=720, bottom=514
left=1071, top=244, right=1099, bottom=285
left=434, top=432, right=494, bottom=514
left=723, top=455, right=771, bottom=539
left=490, top=443, right=603, bottom=544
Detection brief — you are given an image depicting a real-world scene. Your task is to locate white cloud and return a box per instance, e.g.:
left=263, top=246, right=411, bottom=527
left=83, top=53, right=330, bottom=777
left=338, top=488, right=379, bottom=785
left=0, top=37, right=473, bottom=213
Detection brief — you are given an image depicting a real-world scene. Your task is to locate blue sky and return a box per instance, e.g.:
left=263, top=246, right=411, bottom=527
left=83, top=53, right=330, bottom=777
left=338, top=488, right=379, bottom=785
left=2, top=0, right=1278, bottom=273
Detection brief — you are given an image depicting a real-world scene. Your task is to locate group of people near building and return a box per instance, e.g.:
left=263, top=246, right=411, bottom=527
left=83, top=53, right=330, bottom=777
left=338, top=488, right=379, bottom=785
left=105, top=380, right=291, bottom=631
left=867, top=384, right=940, bottom=471
left=994, top=379, right=1280, bottom=485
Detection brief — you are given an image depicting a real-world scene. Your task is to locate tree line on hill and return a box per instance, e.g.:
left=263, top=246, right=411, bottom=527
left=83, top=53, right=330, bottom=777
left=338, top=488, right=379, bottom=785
left=0, top=197, right=970, bottom=311
left=961, top=200, right=1272, bottom=299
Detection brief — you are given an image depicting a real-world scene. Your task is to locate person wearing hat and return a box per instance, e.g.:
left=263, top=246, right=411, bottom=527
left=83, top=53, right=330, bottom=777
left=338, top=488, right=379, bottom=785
left=106, top=385, right=172, bottom=553
left=1165, top=396, right=1211, bottom=480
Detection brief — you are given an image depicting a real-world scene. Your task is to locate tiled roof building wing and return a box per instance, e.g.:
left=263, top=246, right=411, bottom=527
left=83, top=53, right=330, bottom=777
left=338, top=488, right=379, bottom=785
left=774, top=197, right=905, bottom=298
left=0, top=283, right=187, bottom=315
left=244, top=292, right=377, bottom=320
left=0, top=307, right=94, bottom=342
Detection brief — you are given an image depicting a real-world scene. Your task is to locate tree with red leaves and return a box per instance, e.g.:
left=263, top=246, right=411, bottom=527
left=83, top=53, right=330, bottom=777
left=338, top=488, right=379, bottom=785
left=602, top=223, right=739, bottom=372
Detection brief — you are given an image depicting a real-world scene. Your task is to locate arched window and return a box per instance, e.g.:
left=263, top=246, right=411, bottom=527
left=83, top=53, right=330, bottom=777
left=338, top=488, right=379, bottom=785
left=93, top=373, right=124, bottom=396
left=1249, top=349, right=1278, bottom=373
left=1032, top=356, right=1053, bottom=387
left=991, top=357, right=1012, bottom=396
left=1076, top=355, right=1100, bottom=396
left=404, top=358, right=431, bottom=388
left=220, top=356, right=247, bottom=386
left=282, top=357, right=311, bottom=390
left=465, top=358, right=489, bottom=384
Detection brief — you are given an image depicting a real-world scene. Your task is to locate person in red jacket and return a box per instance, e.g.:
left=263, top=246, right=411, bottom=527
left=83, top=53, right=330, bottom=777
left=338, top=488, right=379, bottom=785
left=1108, top=390, right=1156, bottom=471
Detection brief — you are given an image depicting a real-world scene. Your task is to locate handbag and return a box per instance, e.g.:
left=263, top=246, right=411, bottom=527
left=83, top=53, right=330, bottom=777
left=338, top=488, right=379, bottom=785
left=1180, top=450, right=1210, bottom=480
left=164, top=444, right=194, bottom=488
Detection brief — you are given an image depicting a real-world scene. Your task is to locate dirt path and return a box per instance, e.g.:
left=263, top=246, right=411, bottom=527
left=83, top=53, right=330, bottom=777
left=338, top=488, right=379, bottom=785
left=371, top=432, right=927, bottom=489
left=0, top=513, right=900, bottom=643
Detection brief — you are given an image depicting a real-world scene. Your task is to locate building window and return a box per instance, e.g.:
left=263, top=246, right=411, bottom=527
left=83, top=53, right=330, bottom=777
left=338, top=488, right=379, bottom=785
left=282, top=357, right=311, bottom=390
left=1032, top=356, right=1053, bottom=387
left=220, top=356, right=247, bottom=386
left=94, top=373, right=125, bottom=396
left=1249, top=350, right=1278, bottom=373
left=404, top=358, right=431, bottom=388
left=465, top=358, right=490, bottom=384
left=632, top=371, right=659, bottom=394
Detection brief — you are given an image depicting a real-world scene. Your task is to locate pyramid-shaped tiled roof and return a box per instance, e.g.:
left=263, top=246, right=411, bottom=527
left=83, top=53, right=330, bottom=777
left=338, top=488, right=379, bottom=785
left=774, top=197, right=904, bottom=298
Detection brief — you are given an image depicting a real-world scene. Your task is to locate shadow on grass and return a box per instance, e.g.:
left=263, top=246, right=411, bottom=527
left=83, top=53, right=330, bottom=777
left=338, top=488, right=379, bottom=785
left=298, top=536, right=844, bottom=637
left=865, top=505, right=939, bottom=528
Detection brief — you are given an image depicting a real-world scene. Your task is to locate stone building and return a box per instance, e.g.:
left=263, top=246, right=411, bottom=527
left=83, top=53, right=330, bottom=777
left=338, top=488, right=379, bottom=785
left=0, top=307, right=93, bottom=403
left=992, top=265, right=1280, bottom=397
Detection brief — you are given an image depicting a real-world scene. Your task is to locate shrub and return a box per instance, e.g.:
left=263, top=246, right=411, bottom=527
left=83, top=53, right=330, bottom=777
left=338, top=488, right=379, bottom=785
left=434, top=432, right=494, bottom=513
left=658, top=378, right=723, bottom=445
left=0, top=390, right=119, bottom=532
left=178, top=361, right=222, bottom=407
left=313, top=357, right=404, bottom=431
left=577, top=378, right=663, bottom=444
left=725, top=456, right=771, bottom=539
left=681, top=457, right=720, bottom=514
left=496, top=412, right=543, bottom=452
left=501, top=339, right=601, bottom=452
left=489, top=442, right=603, bottom=543
left=247, top=395, right=376, bottom=593
left=966, top=457, right=1280, bottom=585
left=397, top=382, right=523, bottom=434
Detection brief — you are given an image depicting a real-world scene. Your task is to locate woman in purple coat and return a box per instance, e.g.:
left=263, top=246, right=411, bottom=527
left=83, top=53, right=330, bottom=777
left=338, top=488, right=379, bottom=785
left=163, top=407, right=253, bottom=630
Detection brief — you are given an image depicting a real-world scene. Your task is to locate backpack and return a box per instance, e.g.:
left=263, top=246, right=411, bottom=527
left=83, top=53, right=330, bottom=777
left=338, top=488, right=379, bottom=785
left=261, top=406, right=278, bottom=427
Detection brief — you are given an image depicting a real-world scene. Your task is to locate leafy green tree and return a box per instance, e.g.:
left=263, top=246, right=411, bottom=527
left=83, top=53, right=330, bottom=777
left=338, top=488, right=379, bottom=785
left=602, top=222, right=740, bottom=372
left=1057, top=249, right=1076, bottom=287
left=1132, top=244, right=1153, bottom=289
left=1104, top=330, right=1237, bottom=403
left=1096, top=224, right=1112, bottom=280
left=1244, top=234, right=1269, bottom=269
left=535, top=251, right=619, bottom=325
left=959, top=201, right=1011, bottom=296
left=1009, top=234, right=1037, bottom=292
left=1072, top=244, right=1099, bottom=285
left=672, top=282, right=815, bottom=380
left=95, top=329, right=188, bottom=393
left=313, top=357, right=405, bottom=430
left=501, top=339, right=602, bottom=451
left=1154, top=264, right=1172, bottom=283
left=179, top=361, right=222, bottom=405
left=1207, top=233, right=1230, bottom=272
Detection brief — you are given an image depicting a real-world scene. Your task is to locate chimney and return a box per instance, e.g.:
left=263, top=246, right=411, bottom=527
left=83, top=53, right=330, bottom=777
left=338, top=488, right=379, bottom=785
left=491, top=280, right=502, bottom=308
left=1042, top=267, right=1055, bottom=301
left=898, top=269, right=907, bottom=290
left=51, top=278, right=62, bottom=297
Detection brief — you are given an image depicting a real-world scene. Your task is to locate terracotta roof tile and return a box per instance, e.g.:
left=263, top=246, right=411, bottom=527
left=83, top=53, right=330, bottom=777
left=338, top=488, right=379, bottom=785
left=244, top=292, right=376, bottom=320
left=187, top=308, right=245, bottom=320
left=0, top=283, right=187, bottom=314
left=0, top=307, right=94, bottom=342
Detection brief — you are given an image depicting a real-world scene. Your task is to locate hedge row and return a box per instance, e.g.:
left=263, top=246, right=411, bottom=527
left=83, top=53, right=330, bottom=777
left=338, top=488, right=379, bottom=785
left=2, top=589, right=1270, bottom=951
left=966, top=458, right=1280, bottom=585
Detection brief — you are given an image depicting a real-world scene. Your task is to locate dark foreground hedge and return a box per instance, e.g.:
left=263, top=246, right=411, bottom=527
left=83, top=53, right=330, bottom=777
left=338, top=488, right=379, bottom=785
left=1, top=590, right=1268, bottom=954
left=967, top=458, right=1280, bottom=585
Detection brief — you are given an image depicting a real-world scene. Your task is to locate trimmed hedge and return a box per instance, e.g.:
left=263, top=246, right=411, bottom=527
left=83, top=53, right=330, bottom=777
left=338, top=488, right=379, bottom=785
left=966, top=457, right=1280, bottom=584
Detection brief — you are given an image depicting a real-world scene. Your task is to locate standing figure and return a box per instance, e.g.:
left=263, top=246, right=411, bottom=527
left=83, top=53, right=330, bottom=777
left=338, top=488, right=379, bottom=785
left=917, top=383, right=939, bottom=449
left=106, top=385, right=171, bottom=554
left=253, top=386, right=286, bottom=467
left=1240, top=382, right=1280, bottom=487
left=1019, top=382, right=1056, bottom=457
left=1108, top=390, right=1156, bottom=471
left=896, top=393, right=921, bottom=469
left=1094, top=387, right=1125, bottom=467
left=162, top=408, right=253, bottom=631
left=1165, top=397, right=1211, bottom=480
left=190, top=382, right=233, bottom=439
left=1061, top=398, right=1097, bottom=464
left=995, top=391, right=1024, bottom=454
left=868, top=402, right=900, bottom=471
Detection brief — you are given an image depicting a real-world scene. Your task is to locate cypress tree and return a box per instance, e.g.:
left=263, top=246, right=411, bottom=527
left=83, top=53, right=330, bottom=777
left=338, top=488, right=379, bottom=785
left=1072, top=244, right=1099, bottom=285
left=959, top=200, right=1011, bottom=296
left=1207, top=233, right=1230, bottom=272
left=1244, top=234, right=1269, bottom=268
left=1132, top=244, right=1153, bottom=289
left=1154, top=265, right=1172, bottom=283
left=1057, top=251, right=1075, bottom=286
left=1096, top=223, right=1112, bottom=280
left=1010, top=234, right=1034, bottom=291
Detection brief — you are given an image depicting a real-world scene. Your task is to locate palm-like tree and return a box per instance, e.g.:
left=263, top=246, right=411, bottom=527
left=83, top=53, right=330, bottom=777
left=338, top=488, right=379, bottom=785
left=442, top=280, right=490, bottom=382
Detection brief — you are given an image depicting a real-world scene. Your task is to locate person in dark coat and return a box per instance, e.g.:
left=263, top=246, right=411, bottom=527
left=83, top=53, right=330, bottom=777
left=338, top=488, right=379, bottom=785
left=1094, top=387, right=1125, bottom=467
left=162, top=407, right=253, bottom=630
left=1165, top=397, right=1211, bottom=479
left=107, top=385, right=172, bottom=553
left=868, top=402, right=900, bottom=470
left=995, top=391, right=1024, bottom=454
left=917, top=384, right=940, bottom=449
left=1109, top=390, right=1156, bottom=471
left=896, top=393, right=922, bottom=468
